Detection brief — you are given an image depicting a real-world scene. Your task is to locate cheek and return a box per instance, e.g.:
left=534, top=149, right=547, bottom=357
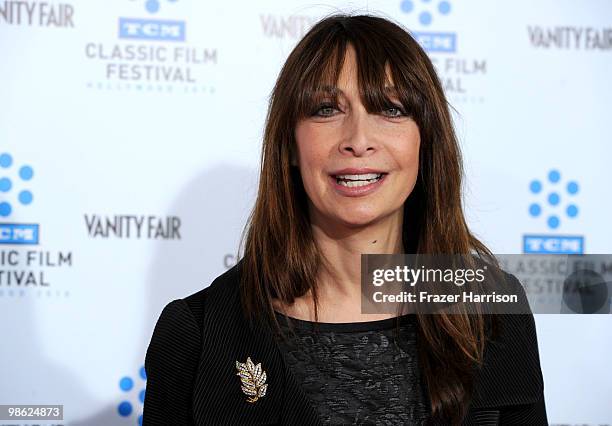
left=386, top=131, right=420, bottom=199
left=391, top=128, right=421, bottom=173
left=404, top=144, right=420, bottom=171
left=294, top=123, right=316, bottom=166
left=294, top=125, right=330, bottom=191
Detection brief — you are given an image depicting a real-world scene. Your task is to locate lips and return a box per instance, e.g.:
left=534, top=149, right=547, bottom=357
left=329, top=167, right=387, bottom=176
left=328, top=169, right=389, bottom=197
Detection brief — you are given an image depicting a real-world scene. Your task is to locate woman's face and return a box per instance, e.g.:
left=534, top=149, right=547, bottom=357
left=293, top=44, right=421, bottom=229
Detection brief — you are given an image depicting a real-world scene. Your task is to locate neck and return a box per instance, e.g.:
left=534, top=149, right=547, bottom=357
left=310, top=208, right=404, bottom=301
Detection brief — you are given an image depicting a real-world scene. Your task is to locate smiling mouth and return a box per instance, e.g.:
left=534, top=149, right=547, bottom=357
left=333, top=173, right=387, bottom=187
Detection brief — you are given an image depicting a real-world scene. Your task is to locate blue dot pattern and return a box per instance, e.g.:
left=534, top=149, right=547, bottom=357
left=548, top=169, right=560, bottom=183
left=144, top=0, right=177, bottom=14
left=529, top=203, right=541, bottom=217
left=0, top=152, right=34, bottom=217
left=116, top=365, right=147, bottom=423
left=529, top=180, right=542, bottom=194
left=18, top=190, right=33, bottom=205
left=19, top=165, right=33, bottom=180
left=145, top=0, right=159, bottom=13
left=401, top=0, right=414, bottom=13
left=438, top=1, right=451, bottom=14
left=567, top=204, right=578, bottom=217
left=400, top=0, right=452, bottom=26
left=529, top=169, right=579, bottom=230
left=120, top=377, right=134, bottom=392
left=419, top=11, right=432, bottom=25
left=548, top=192, right=560, bottom=206
left=118, top=401, right=132, bottom=417
left=0, top=177, right=11, bottom=192
left=0, top=202, right=11, bottom=217
left=0, top=153, right=12, bottom=168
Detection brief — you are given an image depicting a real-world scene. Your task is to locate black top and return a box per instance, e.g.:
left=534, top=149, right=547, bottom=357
left=273, top=311, right=429, bottom=425
left=142, top=260, right=548, bottom=425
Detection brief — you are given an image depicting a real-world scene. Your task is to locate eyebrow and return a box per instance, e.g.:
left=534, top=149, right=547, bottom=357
left=314, top=85, right=399, bottom=95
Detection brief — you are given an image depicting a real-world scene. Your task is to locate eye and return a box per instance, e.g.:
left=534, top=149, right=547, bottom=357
left=382, top=104, right=408, bottom=118
left=311, top=103, right=340, bottom=118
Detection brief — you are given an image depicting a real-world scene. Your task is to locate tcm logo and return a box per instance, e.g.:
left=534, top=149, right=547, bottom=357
left=523, top=169, right=583, bottom=254
left=0, top=223, right=39, bottom=245
left=523, top=235, right=583, bottom=255
left=0, top=152, right=38, bottom=245
left=119, top=0, right=185, bottom=42
left=399, top=0, right=456, bottom=53
left=117, top=365, right=146, bottom=425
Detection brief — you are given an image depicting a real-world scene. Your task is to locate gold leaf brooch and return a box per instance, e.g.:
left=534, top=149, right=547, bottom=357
left=235, top=356, right=268, bottom=403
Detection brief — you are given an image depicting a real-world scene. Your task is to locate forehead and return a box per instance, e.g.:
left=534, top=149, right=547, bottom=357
left=337, top=45, right=358, bottom=84
left=327, top=45, right=395, bottom=96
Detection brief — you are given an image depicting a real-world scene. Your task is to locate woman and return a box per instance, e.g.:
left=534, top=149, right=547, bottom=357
left=142, top=13, right=547, bottom=425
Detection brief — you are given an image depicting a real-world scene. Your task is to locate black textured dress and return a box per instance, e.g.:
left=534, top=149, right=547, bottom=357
left=142, top=261, right=548, bottom=425
left=273, top=312, right=430, bottom=425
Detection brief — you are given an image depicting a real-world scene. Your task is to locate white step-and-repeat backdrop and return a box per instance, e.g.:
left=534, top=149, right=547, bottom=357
left=1, top=0, right=610, bottom=424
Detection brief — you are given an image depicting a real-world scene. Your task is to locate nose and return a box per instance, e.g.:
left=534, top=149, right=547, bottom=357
left=338, top=108, right=376, bottom=157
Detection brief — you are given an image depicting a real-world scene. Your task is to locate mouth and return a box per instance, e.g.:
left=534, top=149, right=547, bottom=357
left=328, top=172, right=389, bottom=197
left=332, top=172, right=387, bottom=187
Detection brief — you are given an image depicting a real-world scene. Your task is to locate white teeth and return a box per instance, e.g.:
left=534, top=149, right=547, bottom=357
left=333, top=173, right=385, bottom=188
left=335, top=173, right=382, bottom=180
left=338, top=179, right=379, bottom=187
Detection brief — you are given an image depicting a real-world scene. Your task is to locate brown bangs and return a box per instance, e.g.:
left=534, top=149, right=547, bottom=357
left=292, top=20, right=425, bottom=123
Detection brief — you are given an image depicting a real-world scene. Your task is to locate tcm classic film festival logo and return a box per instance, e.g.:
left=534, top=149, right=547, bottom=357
left=84, top=0, right=218, bottom=93
left=523, top=169, right=583, bottom=254
left=0, top=152, right=73, bottom=296
left=399, top=0, right=487, bottom=104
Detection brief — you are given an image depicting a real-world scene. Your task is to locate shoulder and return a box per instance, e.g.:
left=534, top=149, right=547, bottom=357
left=146, top=260, right=243, bottom=358
left=142, top=263, right=241, bottom=384
left=145, top=299, right=202, bottom=370
left=153, top=259, right=243, bottom=338
left=142, top=261, right=248, bottom=423
left=183, top=259, right=243, bottom=324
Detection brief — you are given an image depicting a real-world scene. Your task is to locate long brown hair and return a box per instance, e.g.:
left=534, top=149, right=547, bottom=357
left=237, top=13, right=497, bottom=424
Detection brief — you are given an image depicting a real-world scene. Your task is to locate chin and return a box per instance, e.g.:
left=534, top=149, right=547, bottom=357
left=334, top=211, right=382, bottom=228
